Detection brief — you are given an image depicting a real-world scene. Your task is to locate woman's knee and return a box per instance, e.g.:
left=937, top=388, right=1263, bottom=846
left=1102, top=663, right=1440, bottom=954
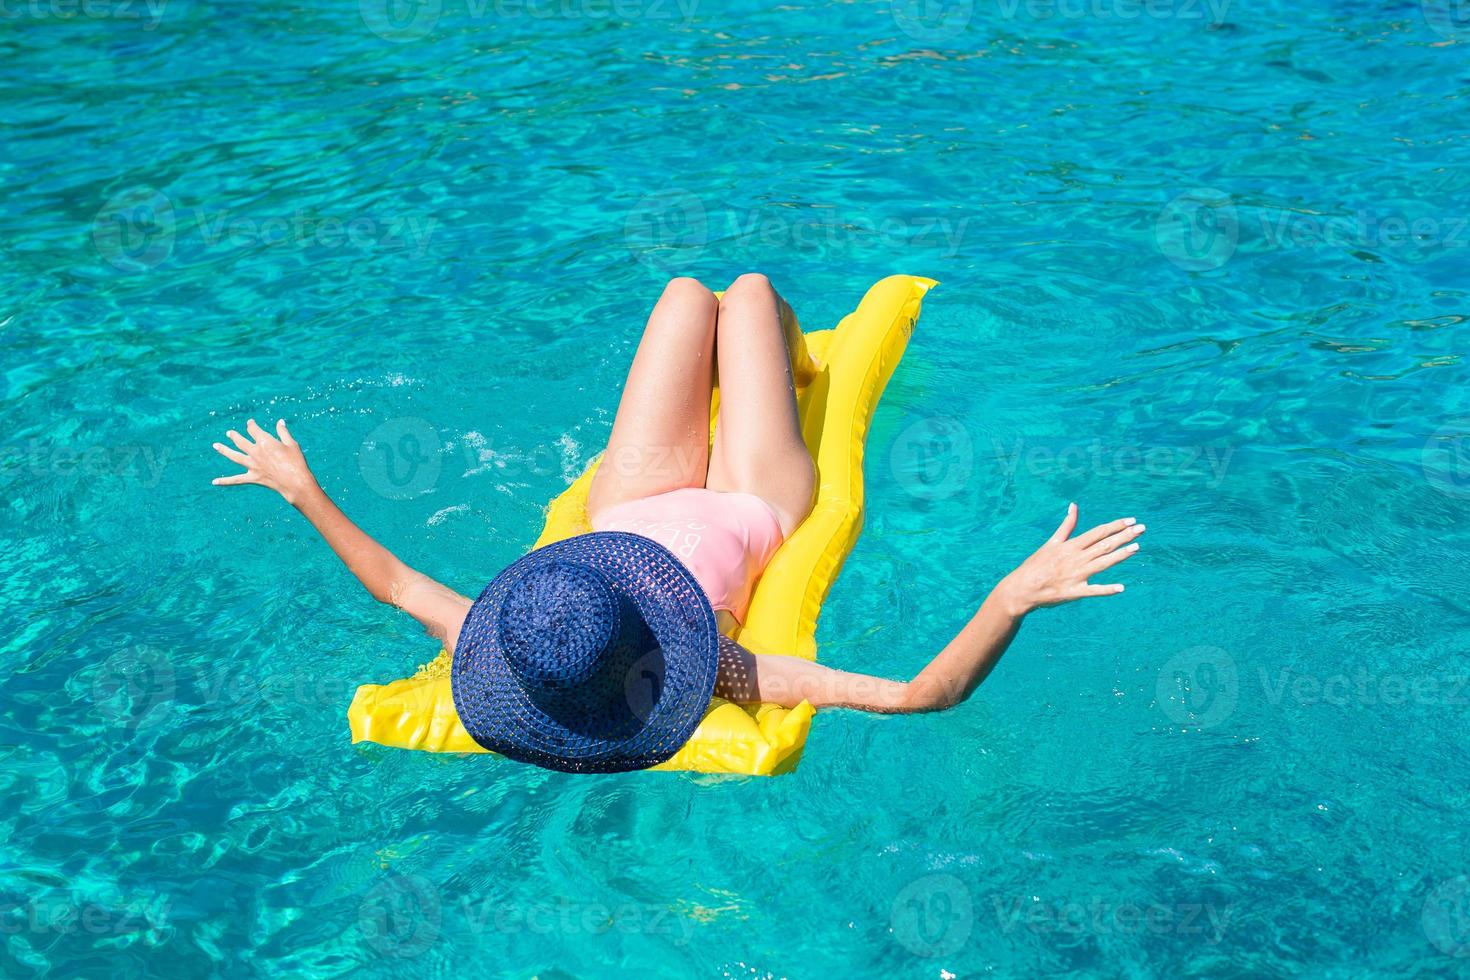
left=646, top=277, right=717, bottom=341
left=661, top=276, right=716, bottom=307
left=720, top=273, right=775, bottom=309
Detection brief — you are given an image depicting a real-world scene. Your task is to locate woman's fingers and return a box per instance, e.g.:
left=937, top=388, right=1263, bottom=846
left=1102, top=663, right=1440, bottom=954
left=1073, top=516, right=1137, bottom=549
left=276, top=419, right=296, bottom=445
left=212, top=473, right=256, bottom=486
left=212, top=442, right=250, bottom=467
left=226, top=429, right=254, bottom=452
left=1086, top=542, right=1138, bottom=574
left=1085, top=523, right=1145, bottom=558
left=1048, top=502, right=1079, bottom=543
left=1080, top=582, right=1126, bottom=597
left=246, top=418, right=274, bottom=444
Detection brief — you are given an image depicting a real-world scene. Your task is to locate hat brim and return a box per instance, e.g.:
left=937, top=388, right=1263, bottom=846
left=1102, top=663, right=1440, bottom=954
left=451, top=531, right=719, bottom=773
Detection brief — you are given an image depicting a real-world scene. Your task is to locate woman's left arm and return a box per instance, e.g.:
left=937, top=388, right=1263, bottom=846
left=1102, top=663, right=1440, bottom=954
left=212, top=418, right=471, bottom=646
left=715, top=503, right=1144, bottom=713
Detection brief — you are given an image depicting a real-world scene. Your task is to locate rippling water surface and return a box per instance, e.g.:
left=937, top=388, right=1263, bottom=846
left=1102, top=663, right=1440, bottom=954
left=4, top=0, right=1470, bottom=975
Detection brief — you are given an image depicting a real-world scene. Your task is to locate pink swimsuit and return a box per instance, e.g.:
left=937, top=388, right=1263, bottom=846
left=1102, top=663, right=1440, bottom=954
left=590, top=487, right=785, bottom=623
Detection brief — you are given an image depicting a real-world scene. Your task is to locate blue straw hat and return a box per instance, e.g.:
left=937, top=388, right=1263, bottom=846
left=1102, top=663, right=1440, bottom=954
left=451, top=531, right=719, bottom=773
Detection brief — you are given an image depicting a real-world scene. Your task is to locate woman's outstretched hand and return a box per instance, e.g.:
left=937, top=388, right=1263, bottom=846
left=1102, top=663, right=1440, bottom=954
left=724, top=502, right=1144, bottom=715
left=996, top=502, right=1143, bottom=617
left=211, top=418, right=319, bottom=507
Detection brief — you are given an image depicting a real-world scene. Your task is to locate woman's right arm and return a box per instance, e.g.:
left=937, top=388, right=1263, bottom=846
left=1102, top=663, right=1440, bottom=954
left=715, top=504, right=1144, bottom=713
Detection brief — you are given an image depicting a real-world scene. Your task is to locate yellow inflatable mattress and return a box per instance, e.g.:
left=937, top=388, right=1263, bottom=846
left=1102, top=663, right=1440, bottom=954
left=347, top=274, right=937, bottom=775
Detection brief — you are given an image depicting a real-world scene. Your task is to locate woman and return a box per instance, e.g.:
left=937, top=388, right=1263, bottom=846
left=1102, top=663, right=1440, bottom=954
left=212, top=274, right=1143, bottom=773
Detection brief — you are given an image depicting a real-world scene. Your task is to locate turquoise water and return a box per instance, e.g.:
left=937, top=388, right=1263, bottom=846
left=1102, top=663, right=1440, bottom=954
left=4, top=0, right=1470, bottom=974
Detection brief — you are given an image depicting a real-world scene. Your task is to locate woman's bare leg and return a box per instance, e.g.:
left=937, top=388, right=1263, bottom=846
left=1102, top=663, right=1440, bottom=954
left=778, top=292, right=818, bottom=388
left=705, top=273, right=817, bottom=537
left=587, top=277, right=718, bottom=520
